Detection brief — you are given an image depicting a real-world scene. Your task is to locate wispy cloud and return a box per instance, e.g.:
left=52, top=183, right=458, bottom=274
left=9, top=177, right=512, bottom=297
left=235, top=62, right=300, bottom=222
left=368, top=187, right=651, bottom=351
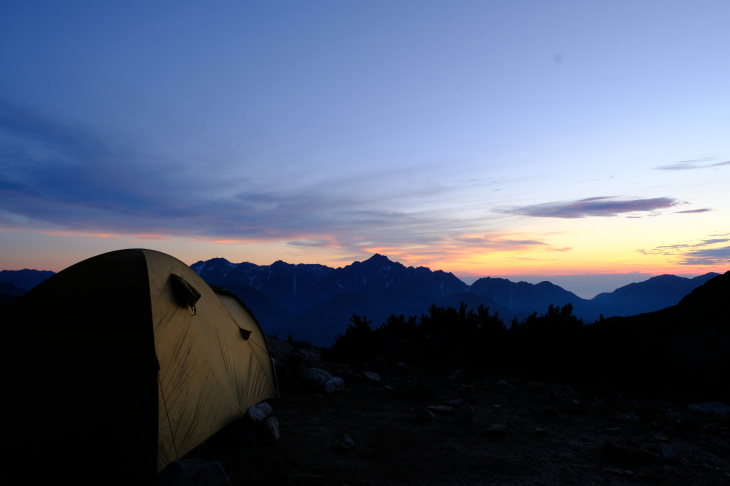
left=500, top=196, right=678, bottom=219
left=654, top=157, right=730, bottom=171
left=286, top=239, right=332, bottom=247
left=638, top=235, right=730, bottom=266
left=675, top=208, right=712, bottom=214
left=678, top=246, right=730, bottom=266
left=0, top=100, right=504, bottom=262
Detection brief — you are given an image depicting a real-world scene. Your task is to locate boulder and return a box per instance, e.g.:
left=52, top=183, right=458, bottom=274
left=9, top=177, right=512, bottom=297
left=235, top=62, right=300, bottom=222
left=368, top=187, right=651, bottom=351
left=362, top=371, right=381, bottom=382
left=155, top=459, right=229, bottom=486
left=340, top=434, right=355, bottom=450
left=266, top=336, right=295, bottom=362
left=261, top=416, right=280, bottom=444
left=427, top=405, right=455, bottom=416
left=245, top=401, right=273, bottom=424
left=324, top=377, right=345, bottom=393
left=448, top=370, right=463, bottom=381
left=301, top=368, right=334, bottom=390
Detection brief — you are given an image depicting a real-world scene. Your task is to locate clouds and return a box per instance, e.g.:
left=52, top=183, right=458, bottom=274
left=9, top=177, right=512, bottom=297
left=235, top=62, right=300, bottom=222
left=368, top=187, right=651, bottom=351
left=675, top=208, right=712, bottom=214
left=0, top=101, right=497, bottom=260
left=654, top=158, right=730, bottom=171
left=680, top=247, right=730, bottom=266
left=500, top=196, right=678, bottom=219
left=638, top=236, right=730, bottom=266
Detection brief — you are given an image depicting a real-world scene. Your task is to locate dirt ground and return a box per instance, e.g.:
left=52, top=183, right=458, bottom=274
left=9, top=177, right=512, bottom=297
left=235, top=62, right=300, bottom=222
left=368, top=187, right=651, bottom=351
left=197, top=364, right=730, bottom=486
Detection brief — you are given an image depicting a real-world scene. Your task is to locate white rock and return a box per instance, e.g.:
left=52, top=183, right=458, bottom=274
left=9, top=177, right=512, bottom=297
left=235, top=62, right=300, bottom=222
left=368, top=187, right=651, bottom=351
left=262, top=416, right=280, bottom=443
left=324, top=376, right=345, bottom=393
left=340, top=434, right=355, bottom=450
left=362, top=371, right=381, bottom=382
left=301, top=368, right=334, bottom=389
left=245, top=401, right=273, bottom=424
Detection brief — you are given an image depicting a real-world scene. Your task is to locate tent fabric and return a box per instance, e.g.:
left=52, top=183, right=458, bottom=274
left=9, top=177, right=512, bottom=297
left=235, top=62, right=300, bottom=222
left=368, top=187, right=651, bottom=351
left=0, top=249, right=277, bottom=484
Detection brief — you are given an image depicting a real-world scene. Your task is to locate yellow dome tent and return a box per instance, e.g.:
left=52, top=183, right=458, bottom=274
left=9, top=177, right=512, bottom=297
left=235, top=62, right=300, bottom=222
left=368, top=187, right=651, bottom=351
left=0, top=249, right=277, bottom=484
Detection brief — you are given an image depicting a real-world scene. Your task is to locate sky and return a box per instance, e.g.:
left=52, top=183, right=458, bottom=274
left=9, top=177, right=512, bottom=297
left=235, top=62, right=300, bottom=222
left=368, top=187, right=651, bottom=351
left=1, top=1, right=729, bottom=298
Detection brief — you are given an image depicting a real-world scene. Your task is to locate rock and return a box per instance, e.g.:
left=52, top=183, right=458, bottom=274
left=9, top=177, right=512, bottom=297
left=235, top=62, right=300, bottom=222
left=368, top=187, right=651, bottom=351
left=492, top=404, right=502, bottom=409
left=457, top=404, right=474, bottom=425
left=654, top=433, right=669, bottom=442
left=362, top=371, right=381, bottom=382
left=261, top=416, right=280, bottom=444
left=300, top=368, right=334, bottom=390
left=688, top=402, right=730, bottom=416
left=421, top=409, right=436, bottom=420
left=661, top=445, right=678, bottom=461
left=427, top=405, right=455, bottom=416
left=155, top=458, right=229, bottom=486
left=266, top=336, right=295, bottom=362
left=602, top=441, right=659, bottom=465
left=605, top=427, right=622, bottom=435
left=484, top=424, right=508, bottom=438
left=397, top=361, right=407, bottom=369
left=534, top=427, right=547, bottom=435
left=246, top=401, right=273, bottom=424
left=340, top=434, right=355, bottom=450
left=551, top=383, right=563, bottom=392
left=447, top=398, right=464, bottom=406
left=324, top=377, right=345, bottom=393
left=496, top=379, right=510, bottom=387
left=448, top=370, right=463, bottom=381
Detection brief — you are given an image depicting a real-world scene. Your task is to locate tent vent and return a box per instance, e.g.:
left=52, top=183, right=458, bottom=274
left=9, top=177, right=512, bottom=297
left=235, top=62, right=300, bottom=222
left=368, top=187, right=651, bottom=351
left=169, top=274, right=201, bottom=315
left=239, top=328, right=252, bottom=340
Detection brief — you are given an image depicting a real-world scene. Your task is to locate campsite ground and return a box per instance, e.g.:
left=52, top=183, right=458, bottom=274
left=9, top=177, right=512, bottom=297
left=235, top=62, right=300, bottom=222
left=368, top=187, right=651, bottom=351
left=197, top=364, right=730, bottom=486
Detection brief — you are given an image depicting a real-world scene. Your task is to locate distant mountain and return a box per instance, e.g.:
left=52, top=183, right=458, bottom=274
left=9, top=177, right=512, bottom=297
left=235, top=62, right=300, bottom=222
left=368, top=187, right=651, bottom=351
left=192, top=254, right=469, bottom=312
left=0, top=269, right=55, bottom=291
left=0, top=281, right=27, bottom=297
left=582, top=270, right=730, bottom=401
left=590, top=273, right=720, bottom=316
left=1, top=256, right=720, bottom=347
left=468, top=277, right=597, bottom=321
left=192, top=254, right=723, bottom=344
left=193, top=254, right=503, bottom=345
left=468, top=272, right=720, bottom=323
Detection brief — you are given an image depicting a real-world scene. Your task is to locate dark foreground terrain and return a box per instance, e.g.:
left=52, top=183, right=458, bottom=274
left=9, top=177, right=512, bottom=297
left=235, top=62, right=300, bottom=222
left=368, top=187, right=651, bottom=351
left=192, top=363, right=730, bottom=486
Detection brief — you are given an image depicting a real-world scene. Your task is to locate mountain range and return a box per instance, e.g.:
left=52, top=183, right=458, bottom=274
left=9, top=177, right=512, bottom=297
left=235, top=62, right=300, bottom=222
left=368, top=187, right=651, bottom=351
left=189, top=254, right=719, bottom=345
left=0, top=256, right=719, bottom=346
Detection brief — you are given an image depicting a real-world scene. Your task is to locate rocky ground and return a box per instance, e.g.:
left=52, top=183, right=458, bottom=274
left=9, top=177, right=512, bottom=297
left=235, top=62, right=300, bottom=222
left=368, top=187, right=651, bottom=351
left=189, top=351, right=730, bottom=486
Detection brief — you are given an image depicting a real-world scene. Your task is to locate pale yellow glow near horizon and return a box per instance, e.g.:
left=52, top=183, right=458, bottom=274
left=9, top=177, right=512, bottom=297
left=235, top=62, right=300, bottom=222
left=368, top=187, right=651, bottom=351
left=1, top=216, right=726, bottom=278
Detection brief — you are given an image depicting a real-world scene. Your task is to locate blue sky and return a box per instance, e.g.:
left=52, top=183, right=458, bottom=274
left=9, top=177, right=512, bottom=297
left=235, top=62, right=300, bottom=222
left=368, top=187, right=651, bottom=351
left=1, top=1, right=729, bottom=297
